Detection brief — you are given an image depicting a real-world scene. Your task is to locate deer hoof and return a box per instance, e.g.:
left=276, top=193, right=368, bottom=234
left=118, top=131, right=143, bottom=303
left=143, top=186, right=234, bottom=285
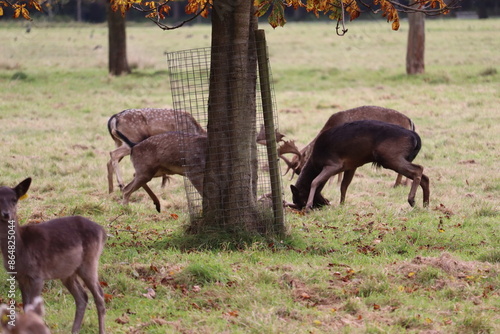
left=408, top=199, right=415, bottom=207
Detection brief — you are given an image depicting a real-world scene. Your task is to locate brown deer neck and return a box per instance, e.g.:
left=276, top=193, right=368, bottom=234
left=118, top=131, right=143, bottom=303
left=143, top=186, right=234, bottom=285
left=0, top=217, right=24, bottom=272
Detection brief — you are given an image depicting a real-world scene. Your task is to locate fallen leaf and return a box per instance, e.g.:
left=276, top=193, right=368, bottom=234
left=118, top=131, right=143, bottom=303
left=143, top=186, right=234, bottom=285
left=224, top=310, right=239, bottom=317
left=104, top=293, right=113, bottom=303
left=115, top=315, right=130, bottom=324
left=300, top=292, right=311, bottom=299
left=152, top=317, right=168, bottom=325
left=142, top=287, right=156, bottom=299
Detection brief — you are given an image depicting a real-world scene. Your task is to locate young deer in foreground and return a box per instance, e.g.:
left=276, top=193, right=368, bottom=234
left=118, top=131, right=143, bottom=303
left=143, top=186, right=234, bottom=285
left=290, top=120, right=430, bottom=212
left=117, top=131, right=207, bottom=213
left=0, top=178, right=107, bottom=334
left=1, top=297, right=51, bottom=334
left=284, top=105, right=415, bottom=187
left=107, top=108, right=206, bottom=193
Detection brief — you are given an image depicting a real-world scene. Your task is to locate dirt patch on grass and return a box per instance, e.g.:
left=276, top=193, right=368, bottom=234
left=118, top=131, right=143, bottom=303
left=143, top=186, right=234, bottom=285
left=390, top=252, right=497, bottom=282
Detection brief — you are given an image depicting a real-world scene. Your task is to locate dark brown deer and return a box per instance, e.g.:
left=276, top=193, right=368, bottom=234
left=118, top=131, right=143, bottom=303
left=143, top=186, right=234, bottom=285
left=1, top=297, right=51, bottom=334
left=0, top=178, right=107, bottom=334
left=107, top=108, right=206, bottom=193
left=285, top=106, right=415, bottom=186
left=117, top=131, right=207, bottom=213
left=290, top=120, right=430, bottom=211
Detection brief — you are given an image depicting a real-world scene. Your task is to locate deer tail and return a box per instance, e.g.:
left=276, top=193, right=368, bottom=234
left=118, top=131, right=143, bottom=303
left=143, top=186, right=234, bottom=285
left=115, top=130, right=137, bottom=148
left=406, top=133, right=422, bottom=162
left=409, top=118, right=416, bottom=132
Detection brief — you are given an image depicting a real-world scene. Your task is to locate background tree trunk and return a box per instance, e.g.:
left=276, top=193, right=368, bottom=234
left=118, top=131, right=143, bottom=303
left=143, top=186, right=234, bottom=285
left=76, top=0, right=82, bottom=22
left=108, top=7, right=130, bottom=76
left=406, top=11, right=425, bottom=75
left=197, top=0, right=260, bottom=233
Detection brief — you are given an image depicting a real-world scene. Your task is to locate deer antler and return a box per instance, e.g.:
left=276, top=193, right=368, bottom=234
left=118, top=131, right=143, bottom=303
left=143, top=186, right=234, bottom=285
left=256, top=124, right=285, bottom=145
left=278, top=140, right=302, bottom=179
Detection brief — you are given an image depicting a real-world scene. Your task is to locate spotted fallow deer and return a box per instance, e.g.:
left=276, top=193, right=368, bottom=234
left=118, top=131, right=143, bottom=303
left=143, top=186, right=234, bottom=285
left=107, top=108, right=206, bottom=193
left=290, top=120, right=430, bottom=212
left=117, top=131, right=207, bottom=213
left=1, top=297, right=51, bottom=334
left=284, top=105, right=415, bottom=187
left=0, top=178, right=107, bottom=334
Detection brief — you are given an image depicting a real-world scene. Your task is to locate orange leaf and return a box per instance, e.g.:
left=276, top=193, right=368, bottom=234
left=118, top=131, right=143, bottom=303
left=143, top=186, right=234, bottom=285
left=104, top=293, right=114, bottom=303
left=224, top=310, right=239, bottom=317
left=392, top=18, right=400, bottom=31
left=29, top=0, right=42, bottom=12
left=300, top=292, right=311, bottom=299
left=115, top=315, right=130, bottom=324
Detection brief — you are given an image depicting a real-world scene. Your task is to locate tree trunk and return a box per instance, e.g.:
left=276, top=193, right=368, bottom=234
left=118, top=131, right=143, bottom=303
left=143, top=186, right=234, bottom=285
left=406, top=11, right=425, bottom=75
left=477, top=1, right=488, bottom=19
left=76, top=0, right=82, bottom=22
left=108, top=7, right=130, bottom=76
left=196, top=0, right=261, bottom=233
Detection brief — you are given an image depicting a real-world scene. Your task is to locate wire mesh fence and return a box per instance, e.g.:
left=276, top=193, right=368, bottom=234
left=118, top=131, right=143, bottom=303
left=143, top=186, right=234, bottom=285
left=166, top=41, right=285, bottom=232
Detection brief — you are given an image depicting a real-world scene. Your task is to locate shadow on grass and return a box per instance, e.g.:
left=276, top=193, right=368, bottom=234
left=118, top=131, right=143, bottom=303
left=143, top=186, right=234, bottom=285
left=149, top=226, right=340, bottom=256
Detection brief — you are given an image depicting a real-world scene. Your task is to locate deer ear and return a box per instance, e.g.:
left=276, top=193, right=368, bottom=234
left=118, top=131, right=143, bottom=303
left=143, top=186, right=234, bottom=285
left=15, top=177, right=32, bottom=200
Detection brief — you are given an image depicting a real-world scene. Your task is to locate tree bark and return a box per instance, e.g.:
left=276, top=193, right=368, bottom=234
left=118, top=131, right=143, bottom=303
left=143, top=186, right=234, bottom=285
left=406, top=11, right=425, bottom=75
left=76, top=0, right=82, bottom=22
left=195, top=0, right=261, bottom=233
left=108, top=7, right=130, bottom=76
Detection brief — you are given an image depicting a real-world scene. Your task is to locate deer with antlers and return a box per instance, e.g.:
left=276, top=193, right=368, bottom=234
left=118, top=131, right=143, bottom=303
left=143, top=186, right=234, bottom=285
left=107, top=108, right=206, bottom=193
left=283, top=106, right=415, bottom=187
left=0, top=178, right=107, bottom=334
left=290, top=120, right=430, bottom=212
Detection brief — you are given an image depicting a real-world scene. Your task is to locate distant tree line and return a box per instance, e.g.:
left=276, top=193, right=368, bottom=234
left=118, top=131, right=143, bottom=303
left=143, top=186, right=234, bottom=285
left=1, top=0, right=499, bottom=23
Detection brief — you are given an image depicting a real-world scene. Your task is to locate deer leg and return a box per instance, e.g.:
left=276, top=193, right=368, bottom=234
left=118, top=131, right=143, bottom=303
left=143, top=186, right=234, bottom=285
left=339, top=168, right=356, bottom=204
left=393, top=174, right=403, bottom=187
left=77, top=268, right=106, bottom=334
left=379, top=157, right=424, bottom=207
left=109, top=145, right=131, bottom=192
left=122, top=175, right=152, bottom=206
left=19, top=277, right=44, bottom=307
left=61, top=275, right=88, bottom=334
left=420, top=173, right=430, bottom=207
left=390, top=162, right=423, bottom=207
left=306, top=164, right=342, bottom=211
left=161, top=175, right=170, bottom=188
left=142, top=183, right=161, bottom=212
left=189, top=173, right=204, bottom=196
left=107, top=160, right=115, bottom=194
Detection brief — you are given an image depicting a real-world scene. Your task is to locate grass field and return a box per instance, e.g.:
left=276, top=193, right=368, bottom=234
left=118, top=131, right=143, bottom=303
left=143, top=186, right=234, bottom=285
left=1, top=17, right=499, bottom=333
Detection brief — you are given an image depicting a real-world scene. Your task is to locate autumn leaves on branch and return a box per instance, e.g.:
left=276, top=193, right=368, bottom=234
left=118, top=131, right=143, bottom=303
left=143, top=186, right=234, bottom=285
left=1, top=0, right=461, bottom=32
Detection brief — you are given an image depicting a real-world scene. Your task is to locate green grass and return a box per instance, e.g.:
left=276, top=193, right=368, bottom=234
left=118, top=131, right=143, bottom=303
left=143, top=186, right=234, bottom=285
left=0, top=18, right=499, bottom=333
